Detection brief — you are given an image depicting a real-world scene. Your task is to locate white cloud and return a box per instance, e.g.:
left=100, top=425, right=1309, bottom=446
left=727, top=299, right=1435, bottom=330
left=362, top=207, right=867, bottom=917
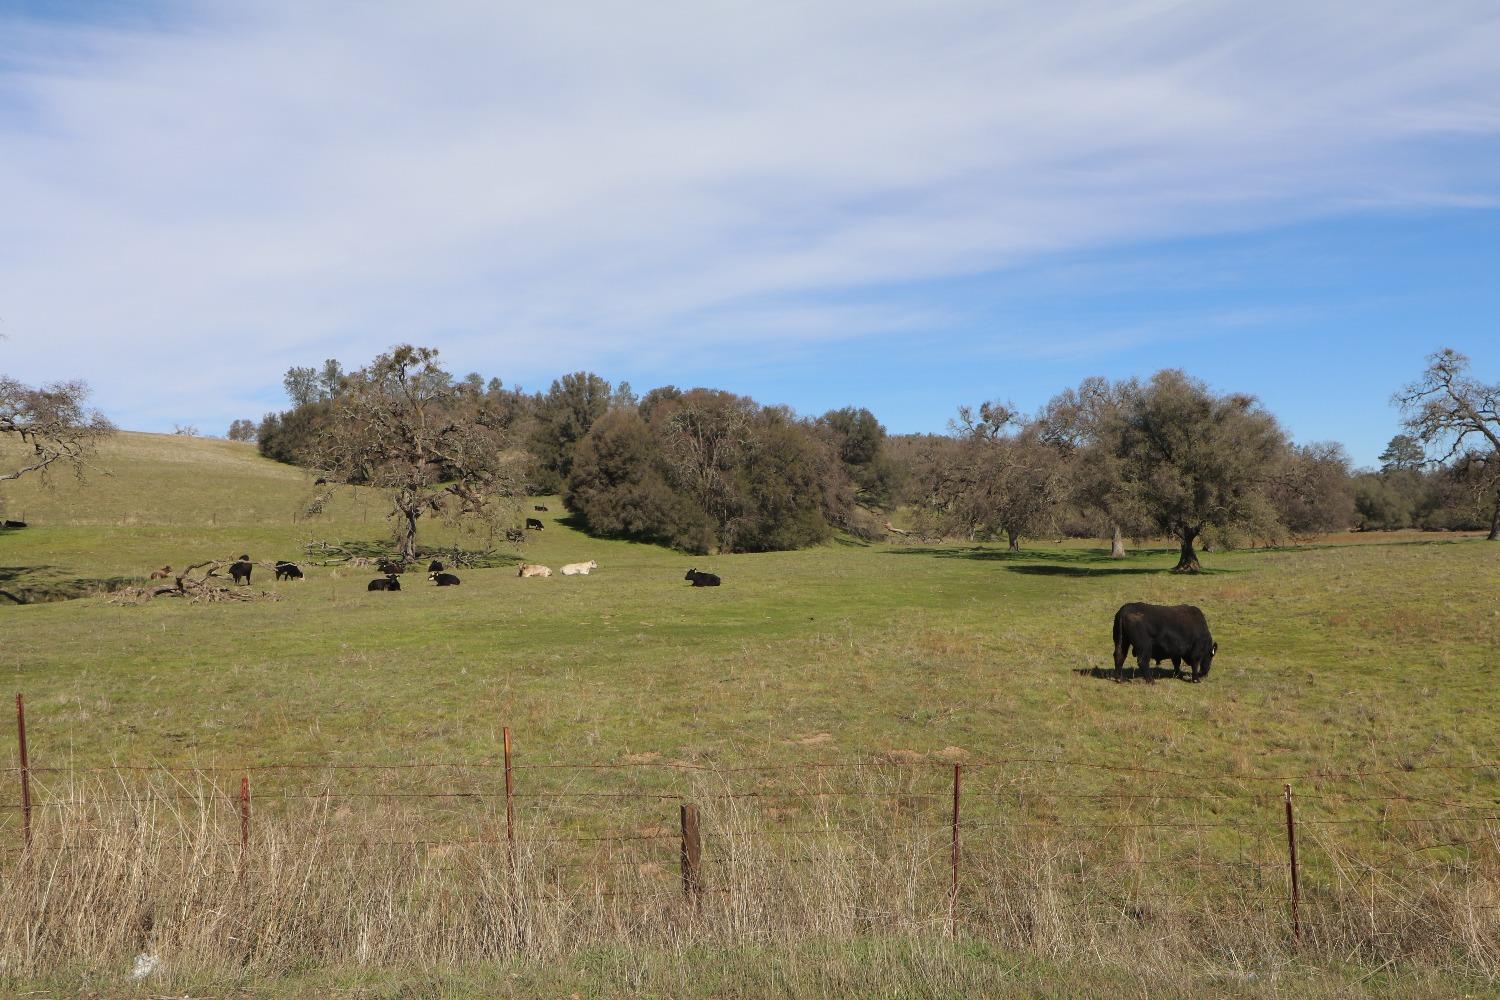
left=1, top=0, right=1497, bottom=429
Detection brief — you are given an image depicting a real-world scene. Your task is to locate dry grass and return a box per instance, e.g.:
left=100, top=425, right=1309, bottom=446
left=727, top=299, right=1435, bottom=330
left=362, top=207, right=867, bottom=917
left=2, top=768, right=1496, bottom=994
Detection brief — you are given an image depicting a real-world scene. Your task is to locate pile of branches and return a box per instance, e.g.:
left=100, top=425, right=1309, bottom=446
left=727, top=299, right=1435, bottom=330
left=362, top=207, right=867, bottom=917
left=302, top=539, right=512, bottom=570
left=108, top=560, right=281, bottom=606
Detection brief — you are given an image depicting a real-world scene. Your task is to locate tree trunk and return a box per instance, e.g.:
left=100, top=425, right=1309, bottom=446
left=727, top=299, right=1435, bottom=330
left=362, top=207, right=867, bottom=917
left=1109, top=524, right=1126, bottom=559
left=1006, top=529, right=1020, bottom=552
left=1173, top=528, right=1201, bottom=573
left=1489, top=492, right=1500, bottom=541
left=398, top=507, right=420, bottom=562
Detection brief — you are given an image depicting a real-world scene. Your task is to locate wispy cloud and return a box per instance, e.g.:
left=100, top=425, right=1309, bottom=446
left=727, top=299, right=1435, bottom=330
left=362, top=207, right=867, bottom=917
left=1, top=0, right=1498, bottom=429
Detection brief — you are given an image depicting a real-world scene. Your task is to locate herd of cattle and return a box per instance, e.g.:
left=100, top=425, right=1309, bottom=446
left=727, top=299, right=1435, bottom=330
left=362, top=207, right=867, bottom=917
left=173, top=554, right=729, bottom=595
left=147, top=511, right=1221, bottom=683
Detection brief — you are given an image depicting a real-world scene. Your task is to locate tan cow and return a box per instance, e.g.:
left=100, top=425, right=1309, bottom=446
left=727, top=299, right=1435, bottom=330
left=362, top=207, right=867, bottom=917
left=517, top=563, right=553, bottom=578
left=560, top=560, right=598, bottom=576
left=148, top=565, right=172, bottom=579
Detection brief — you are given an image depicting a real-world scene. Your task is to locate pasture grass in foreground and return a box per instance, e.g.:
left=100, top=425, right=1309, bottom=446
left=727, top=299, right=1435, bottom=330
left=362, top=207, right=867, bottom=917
left=1, top=431, right=1499, bottom=995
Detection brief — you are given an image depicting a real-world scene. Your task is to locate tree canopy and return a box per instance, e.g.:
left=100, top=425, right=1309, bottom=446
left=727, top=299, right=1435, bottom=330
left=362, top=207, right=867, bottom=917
left=0, top=375, right=113, bottom=490
left=312, top=345, right=522, bottom=561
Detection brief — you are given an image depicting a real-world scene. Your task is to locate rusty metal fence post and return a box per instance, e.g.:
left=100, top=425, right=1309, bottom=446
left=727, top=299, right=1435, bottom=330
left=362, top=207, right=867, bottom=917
left=680, top=803, right=702, bottom=905
left=15, top=694, right=31, bottom=851
left=1283, top=782, right=1301, bottom=943
left=948, top=763, right=961, bottom=937
left=503, top=726, right=516, bottom=870
left=240, top=774, right=251, bottom=854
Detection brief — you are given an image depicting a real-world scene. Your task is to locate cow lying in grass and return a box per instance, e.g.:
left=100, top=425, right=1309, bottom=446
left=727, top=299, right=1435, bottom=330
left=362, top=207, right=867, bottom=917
left=429, top=572, right=461, bottom=586
left=149, top=565, right=172, bottom=580
left=561, top=560, right=598, bottom=576
left=518, top=563, right=552, bottom=578
left=685, top=568, right=720, bottom=587
left=367, top=574, right=402, bottom=591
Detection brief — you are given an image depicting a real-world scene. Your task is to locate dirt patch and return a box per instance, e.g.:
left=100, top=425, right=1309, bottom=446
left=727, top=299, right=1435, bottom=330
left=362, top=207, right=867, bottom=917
left=879, top=749, right=926, bottom=764
left=784, top=732, right=833, bottom=746
left=934, top=746, right=969, bottom=762
left=622, top=751, right=661, bottom=765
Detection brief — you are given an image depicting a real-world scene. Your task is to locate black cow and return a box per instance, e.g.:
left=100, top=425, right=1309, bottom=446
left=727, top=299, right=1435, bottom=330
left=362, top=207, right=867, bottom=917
left=1112, top=603, right=1216, bottom=683
left=525, top=518, right=544, bottom=531
left=274, top=561, right=304, bottom=581
left=427, top=560, right=445, bottom=573
left=229, top=555, right=253, bottom=586
left=2, top=520, right=26, bottom=529
left=377, top=558, right=405, bottom=575
left=368, top=574, right=402, bottom=592
left=685, top=568, right=721, bottom=587
left=429, top=571, right=461, bottom=587
left=534, top=505, right=549, bottom=512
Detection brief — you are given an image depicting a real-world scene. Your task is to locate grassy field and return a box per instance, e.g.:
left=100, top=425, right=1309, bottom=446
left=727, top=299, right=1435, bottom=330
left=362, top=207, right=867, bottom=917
left=2, top=431, right=1498, bottom=996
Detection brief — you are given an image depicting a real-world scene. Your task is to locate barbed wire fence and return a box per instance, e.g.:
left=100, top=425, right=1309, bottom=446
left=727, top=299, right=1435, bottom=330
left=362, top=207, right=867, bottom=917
left=3, top=694, right=1498, bottom=959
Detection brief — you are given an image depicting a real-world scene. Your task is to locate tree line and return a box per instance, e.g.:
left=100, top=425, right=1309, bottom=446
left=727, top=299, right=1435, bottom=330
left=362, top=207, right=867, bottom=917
left=231, top=346, right=1500, bottom=568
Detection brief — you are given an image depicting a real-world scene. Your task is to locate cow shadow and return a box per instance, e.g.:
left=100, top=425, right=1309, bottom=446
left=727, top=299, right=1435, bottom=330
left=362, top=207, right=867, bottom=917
left=1074, top=666, right=1200, bottom=683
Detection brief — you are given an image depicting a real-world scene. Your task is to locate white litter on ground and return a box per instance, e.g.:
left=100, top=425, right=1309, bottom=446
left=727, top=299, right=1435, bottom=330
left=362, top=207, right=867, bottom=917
left=129, top=951, right=160, bottom=980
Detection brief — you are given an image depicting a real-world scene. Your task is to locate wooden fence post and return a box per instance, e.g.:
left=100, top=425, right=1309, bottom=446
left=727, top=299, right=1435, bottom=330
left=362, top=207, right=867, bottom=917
left=503, top=727, right=516, bottom=869
left=239, top=774, right=251, bottom=854
left=15, top=694, right=31, bottom=851
left=1283, top=782, right=1301, bottom=943
left=680, top=803, right=702, bottom=905
left=948, top=763, right=961, bottom=937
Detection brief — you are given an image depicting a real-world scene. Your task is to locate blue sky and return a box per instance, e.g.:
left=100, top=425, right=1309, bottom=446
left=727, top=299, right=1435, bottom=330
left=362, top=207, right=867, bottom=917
left=2, top=1, right=1498, bottom=467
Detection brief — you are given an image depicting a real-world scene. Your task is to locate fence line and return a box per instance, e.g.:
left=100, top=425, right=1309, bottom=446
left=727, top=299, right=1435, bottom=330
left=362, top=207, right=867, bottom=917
left=7, top=693, right=1499, bottom=948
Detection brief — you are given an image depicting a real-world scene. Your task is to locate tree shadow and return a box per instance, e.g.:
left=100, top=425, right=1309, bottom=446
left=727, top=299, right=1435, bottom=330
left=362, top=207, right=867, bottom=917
left=0, top=564, right=139, bottom=605
left=1007, top=564, right=1168, bottom=578
left=883, top=544, right=1241, bottom=576
left=555, top=513, right=589, bottom=532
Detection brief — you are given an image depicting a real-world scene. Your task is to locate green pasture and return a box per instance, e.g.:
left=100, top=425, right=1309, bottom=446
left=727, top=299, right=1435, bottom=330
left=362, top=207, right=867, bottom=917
left=3, top=431, right=1500, bottom=993
left=3, top=433, right=1496, bottom=788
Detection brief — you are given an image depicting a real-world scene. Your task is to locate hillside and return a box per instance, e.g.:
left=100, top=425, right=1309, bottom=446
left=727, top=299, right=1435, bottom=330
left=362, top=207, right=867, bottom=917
left=3, top=431, right=1499, bottom=995
left=0, top=431, right=489, bottom=601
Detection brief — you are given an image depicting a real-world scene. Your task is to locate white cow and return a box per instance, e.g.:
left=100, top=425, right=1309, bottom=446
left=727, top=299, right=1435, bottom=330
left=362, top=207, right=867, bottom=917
left=517, top=563, right=553, bottom=578
left=561, top=560, right=598, bottom=576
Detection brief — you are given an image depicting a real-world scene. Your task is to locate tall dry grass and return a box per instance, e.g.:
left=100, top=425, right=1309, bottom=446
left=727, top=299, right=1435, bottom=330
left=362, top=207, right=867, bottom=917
left=0, top=768, right=1495, bottom=989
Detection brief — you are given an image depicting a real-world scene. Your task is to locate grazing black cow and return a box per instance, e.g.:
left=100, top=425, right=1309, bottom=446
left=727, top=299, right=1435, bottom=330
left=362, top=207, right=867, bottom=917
left=274, top=561, right=304, bottom=581
left=525, top=518, right=544, bottom=531
left=427, top=560, right=445, bottom=573
left=2, top=520, right=26, bottom=529
left=534, top=505, right=549, bottom=512
left=685, top=568, right=721, bottom=587
left=368, top=574, right=402, bottom=591
left=1112, top=603, right=1216, bottom=683
left=229, top=555, right=253, bottom=586
left=429, top=571, right=461, bottom=586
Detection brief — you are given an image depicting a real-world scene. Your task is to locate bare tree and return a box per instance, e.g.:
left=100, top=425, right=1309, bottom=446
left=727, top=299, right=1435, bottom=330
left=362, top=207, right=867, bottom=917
left=1038, top=377, right=1140, bottom=558
left=1397, top=348, right=1500, bottom=541
left=654, top=389, right=755, bottom=549
left=915, top=402, right=1069, bottom=551
left=0, top=375, right=113, bottom=486
left=312, top=345, right=522, bottom=561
